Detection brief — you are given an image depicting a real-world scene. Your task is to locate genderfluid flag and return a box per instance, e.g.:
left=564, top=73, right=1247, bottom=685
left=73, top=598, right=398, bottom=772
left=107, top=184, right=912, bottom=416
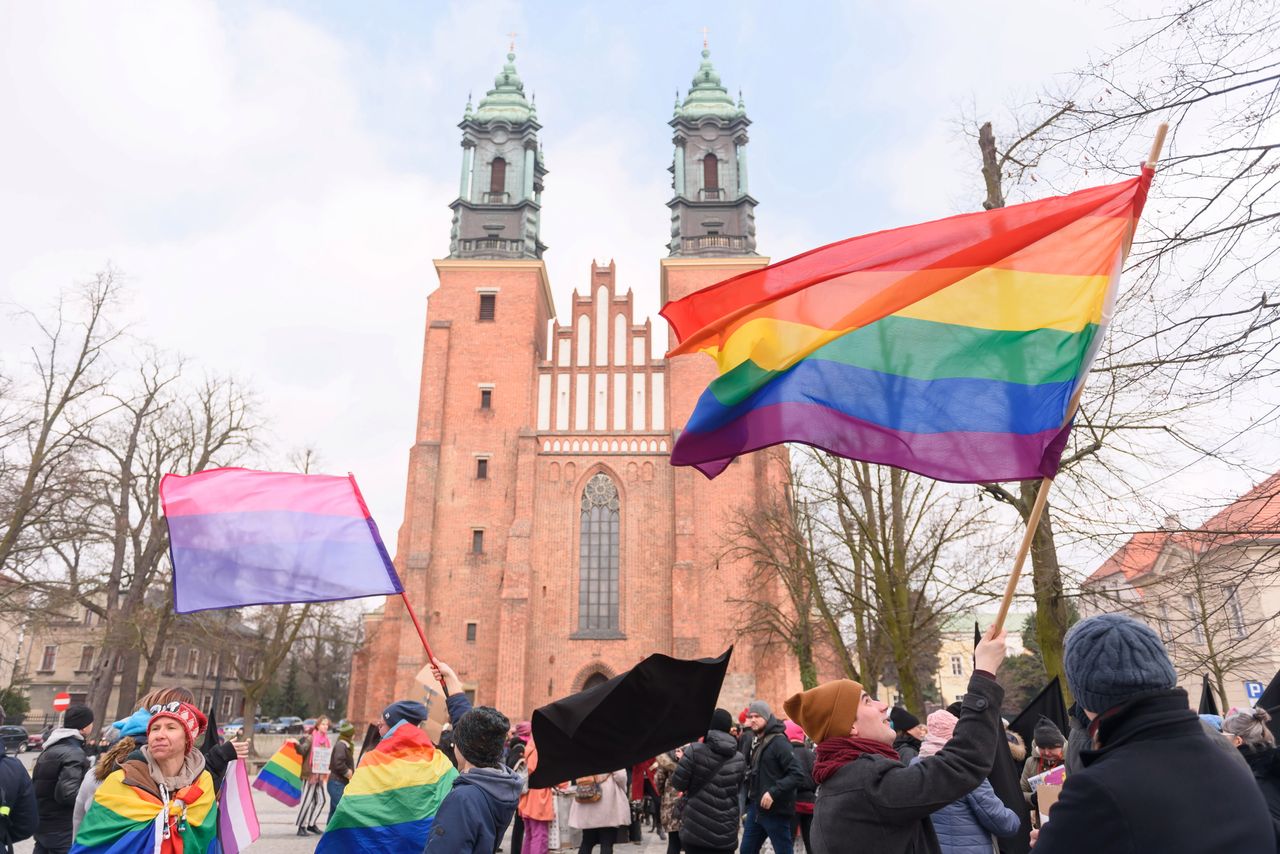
left=160, top=467, right=403, bottom=613
left=662, top=170, right=1153, bottom=481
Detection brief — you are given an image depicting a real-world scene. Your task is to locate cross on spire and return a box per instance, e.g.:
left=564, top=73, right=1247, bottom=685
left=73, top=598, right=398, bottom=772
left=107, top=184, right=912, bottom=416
left=701, top=26, right=709, bottom=49
left=507, top=31, right=518, bottom=52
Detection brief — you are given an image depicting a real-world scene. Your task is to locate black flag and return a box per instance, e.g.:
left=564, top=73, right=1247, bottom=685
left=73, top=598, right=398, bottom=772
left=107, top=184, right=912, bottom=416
left=357, top=722, right=381, bottom=764
left=201, top=706, right=219, bottom=753
left=1257, top=669, right=1280, bottom=739
left=1009, top=677, right=1069, bottom=754
left=1197, top=674, right=1221, bottom=716
left=529, top=648, right=731, bottom=788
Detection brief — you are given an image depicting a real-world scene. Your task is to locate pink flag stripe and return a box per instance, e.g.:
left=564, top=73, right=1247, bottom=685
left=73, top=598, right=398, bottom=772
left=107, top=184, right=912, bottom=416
left=161, top=468, right=370, bottom=518
left=219, top=759, right=261, bottom=853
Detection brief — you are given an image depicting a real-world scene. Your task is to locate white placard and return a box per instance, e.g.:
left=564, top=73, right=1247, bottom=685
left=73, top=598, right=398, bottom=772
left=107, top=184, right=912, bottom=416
left=310, top=745, right=333, bottom=776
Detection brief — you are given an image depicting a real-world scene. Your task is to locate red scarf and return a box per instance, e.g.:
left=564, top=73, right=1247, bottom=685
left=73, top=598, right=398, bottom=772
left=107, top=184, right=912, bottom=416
left=813, top=736, right=901, bottom=784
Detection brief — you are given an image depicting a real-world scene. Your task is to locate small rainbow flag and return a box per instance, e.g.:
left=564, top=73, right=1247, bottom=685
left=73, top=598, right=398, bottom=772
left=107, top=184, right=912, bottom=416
left=662, top=169, right=1153, bottom=482
left=317, top=720, right=458, bottom=852
left=218, top=759, right=261, bottom=853
left=70, top=769, right=217, bottom=853
left=252, top=740, right=304, bottom=807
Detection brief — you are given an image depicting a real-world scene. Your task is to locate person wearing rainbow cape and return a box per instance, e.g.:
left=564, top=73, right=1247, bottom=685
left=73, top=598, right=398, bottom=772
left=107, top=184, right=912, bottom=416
left=70, top=702, right=218, bottom=854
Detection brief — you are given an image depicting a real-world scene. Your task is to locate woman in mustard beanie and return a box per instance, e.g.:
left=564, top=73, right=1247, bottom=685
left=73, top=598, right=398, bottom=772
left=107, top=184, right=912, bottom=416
left=783, top=632, right=1008, bottom=854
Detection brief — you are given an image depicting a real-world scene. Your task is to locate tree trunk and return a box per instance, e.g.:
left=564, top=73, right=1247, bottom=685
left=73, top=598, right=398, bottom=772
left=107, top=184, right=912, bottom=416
left=978, top=124, right=1074, bottom=706
left=1022, top=479, right=1073, bottom=704
left=114, top=649, right=143, bottom=720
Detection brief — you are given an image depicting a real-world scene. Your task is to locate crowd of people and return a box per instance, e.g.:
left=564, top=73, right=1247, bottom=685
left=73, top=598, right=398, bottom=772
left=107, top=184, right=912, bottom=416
left=0, top=612, right=1278, bottom=853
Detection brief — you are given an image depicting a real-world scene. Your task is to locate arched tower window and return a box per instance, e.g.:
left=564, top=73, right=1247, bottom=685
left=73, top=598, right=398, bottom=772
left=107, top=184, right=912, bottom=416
left=489, top=157, right=507, bottom=197
left=582, top=672, right=609, bottom=691
left=579, top=473, right=620, bottom=633
left=702, top=153, right=719, bottom=191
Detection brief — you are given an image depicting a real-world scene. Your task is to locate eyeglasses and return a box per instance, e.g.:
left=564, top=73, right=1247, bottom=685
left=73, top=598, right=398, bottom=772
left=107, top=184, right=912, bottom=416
left=149, top=702, right=183, bottom=714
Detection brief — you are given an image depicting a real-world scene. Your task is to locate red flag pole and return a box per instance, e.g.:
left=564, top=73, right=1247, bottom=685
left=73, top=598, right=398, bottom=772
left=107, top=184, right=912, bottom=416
left=400, top=591, right=450, bottom=694
left=990, top=123, right=1168, bottom=636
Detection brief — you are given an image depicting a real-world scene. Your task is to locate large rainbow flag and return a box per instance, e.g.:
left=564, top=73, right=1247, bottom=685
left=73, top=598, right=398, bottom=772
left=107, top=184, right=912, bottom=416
left=317, top=720, right=458, bottom=852
left=252, top=740, right=304, bottom=807
left=662, top=169, right=1153, bottom=481
left=70, top=769, right=218, bottom=854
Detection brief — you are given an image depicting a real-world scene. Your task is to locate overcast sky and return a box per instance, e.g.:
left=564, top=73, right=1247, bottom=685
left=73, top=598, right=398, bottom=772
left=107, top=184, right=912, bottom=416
left=4, top=0, right=1265, bottom=575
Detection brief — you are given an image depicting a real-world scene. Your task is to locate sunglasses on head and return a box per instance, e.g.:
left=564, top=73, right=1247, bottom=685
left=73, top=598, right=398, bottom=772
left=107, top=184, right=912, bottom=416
left=149, top=702, right=183, bottom=714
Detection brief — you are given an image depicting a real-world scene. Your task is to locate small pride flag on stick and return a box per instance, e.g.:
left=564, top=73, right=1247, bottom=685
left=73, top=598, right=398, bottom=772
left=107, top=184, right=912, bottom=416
left=252, top=740, right=304, bottom=807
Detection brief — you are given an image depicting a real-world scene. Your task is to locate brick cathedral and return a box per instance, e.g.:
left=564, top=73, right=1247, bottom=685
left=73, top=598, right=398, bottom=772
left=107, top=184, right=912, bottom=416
left=347, top=47, right=800, bottom=725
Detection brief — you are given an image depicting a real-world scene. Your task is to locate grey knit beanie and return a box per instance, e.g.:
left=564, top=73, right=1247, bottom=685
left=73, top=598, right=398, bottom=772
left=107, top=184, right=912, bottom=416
left=747, top=700, right=772, bottom=718
left=1063, top=614, right=1177, bottom=713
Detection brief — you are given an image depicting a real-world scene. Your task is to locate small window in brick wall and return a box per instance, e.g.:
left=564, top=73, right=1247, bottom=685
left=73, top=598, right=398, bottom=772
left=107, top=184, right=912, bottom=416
left=471, top=529, right=485, bottom=554
left=480, top=388, right=492, bottom=409
left=466, top=622, right=477, bottom=643
left=476, top=458, right=488, bottom=480
left=478, top=293, right=496, bottom=321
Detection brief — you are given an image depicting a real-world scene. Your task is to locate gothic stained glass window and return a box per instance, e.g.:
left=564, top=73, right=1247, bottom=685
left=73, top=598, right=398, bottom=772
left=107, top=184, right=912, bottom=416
left=579, top=473, right=620, bottom=632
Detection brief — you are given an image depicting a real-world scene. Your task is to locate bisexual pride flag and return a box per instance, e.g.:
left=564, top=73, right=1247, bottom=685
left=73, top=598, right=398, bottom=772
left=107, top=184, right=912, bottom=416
left=252, top=740, right=304, bottom=807
left=317, top=720, right=458, bottom=852
left=662, top=168, right=1153, bottom=482
left=160, top=468, right=402, bottom=613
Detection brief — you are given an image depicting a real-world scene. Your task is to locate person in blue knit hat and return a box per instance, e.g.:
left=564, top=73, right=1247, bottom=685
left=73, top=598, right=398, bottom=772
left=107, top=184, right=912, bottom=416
left=1032, top=613, right=1275, bottom=853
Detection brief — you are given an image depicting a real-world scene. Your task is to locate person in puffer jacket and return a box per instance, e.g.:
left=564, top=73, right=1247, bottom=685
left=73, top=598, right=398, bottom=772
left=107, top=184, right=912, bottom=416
left=672, top=709, right=747, bottom=854
left=909, top=710, right=1020, bottom=854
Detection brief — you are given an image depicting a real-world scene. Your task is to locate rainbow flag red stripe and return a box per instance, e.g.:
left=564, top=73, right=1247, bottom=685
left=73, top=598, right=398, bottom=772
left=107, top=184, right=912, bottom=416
left=662, top=169, right=1153, bottom=481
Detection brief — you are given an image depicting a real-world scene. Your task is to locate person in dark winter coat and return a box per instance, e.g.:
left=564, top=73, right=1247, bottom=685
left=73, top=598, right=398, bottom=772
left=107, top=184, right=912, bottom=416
left=1033, top=614, right=1275, bottom=853
left=784, top=720, right=816, bottom=854
left=0, top=737, right=38, bottom=854
left=32, top=704, right=93, bottom=854
left=784, top=630, right=1009, bottom=854
left=671, top=709, right=747, bottom=854
left=890, top=707, right=926, bottom=764
left=739, top=701, right=805, bottom=854
left=425, top=661, right=523, bottom=854
left=909, top=710, right=1020, bottom=854
left=1223, top=707, right=1280, bottom=841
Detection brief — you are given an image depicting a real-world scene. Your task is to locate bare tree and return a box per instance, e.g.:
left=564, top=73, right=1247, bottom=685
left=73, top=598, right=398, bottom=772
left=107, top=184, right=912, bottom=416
left=0, top=272, right=123, bottom=578
left=723, top=455, right=830, bottom=691
left=962, top=0, right=1280, bottom=700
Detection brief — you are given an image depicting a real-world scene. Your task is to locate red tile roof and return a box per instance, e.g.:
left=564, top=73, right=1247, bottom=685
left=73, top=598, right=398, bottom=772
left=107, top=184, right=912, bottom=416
left=1085, top=470, right=1280, bottom=586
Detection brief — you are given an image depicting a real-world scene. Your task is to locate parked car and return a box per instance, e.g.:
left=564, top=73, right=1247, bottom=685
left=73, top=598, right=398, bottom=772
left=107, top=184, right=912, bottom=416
left=0, top=726, right=29, bottom=753
left=269, top=716, right=303, bottom=734
left=222, top=718, right=245, bottom=738
left=26, top=731, right=44, bottom=752
left=253, top=718, right=273, bottom=734
left=301, top=718, right=317, bottom=734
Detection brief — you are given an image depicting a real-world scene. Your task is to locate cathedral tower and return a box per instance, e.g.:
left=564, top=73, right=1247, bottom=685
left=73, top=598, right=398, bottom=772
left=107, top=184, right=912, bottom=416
left=668, top=46, right=757, bottom=256
left=449, top=51, right=547, bottom=259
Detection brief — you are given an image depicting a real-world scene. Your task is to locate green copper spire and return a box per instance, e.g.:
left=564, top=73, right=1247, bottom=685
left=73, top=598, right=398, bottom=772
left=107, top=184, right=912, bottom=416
left=473, top=52, right=534, bottom=124
left=676, top=47, right=744, bottom=121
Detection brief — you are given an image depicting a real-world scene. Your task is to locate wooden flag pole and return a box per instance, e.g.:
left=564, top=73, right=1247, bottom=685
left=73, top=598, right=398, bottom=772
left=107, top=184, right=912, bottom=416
left=989, top=122, right=1168, bottom=636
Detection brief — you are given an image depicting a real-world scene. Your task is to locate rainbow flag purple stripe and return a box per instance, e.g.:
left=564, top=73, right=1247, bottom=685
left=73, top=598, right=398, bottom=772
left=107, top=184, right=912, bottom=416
left=252, top=741, right=305, bottom=807
left=160, top=467, right=402, bottom=613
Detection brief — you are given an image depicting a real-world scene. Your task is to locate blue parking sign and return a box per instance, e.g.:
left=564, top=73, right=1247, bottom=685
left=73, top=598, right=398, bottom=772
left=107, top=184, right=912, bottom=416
left=1245, top=681, right=1264, bottom=704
